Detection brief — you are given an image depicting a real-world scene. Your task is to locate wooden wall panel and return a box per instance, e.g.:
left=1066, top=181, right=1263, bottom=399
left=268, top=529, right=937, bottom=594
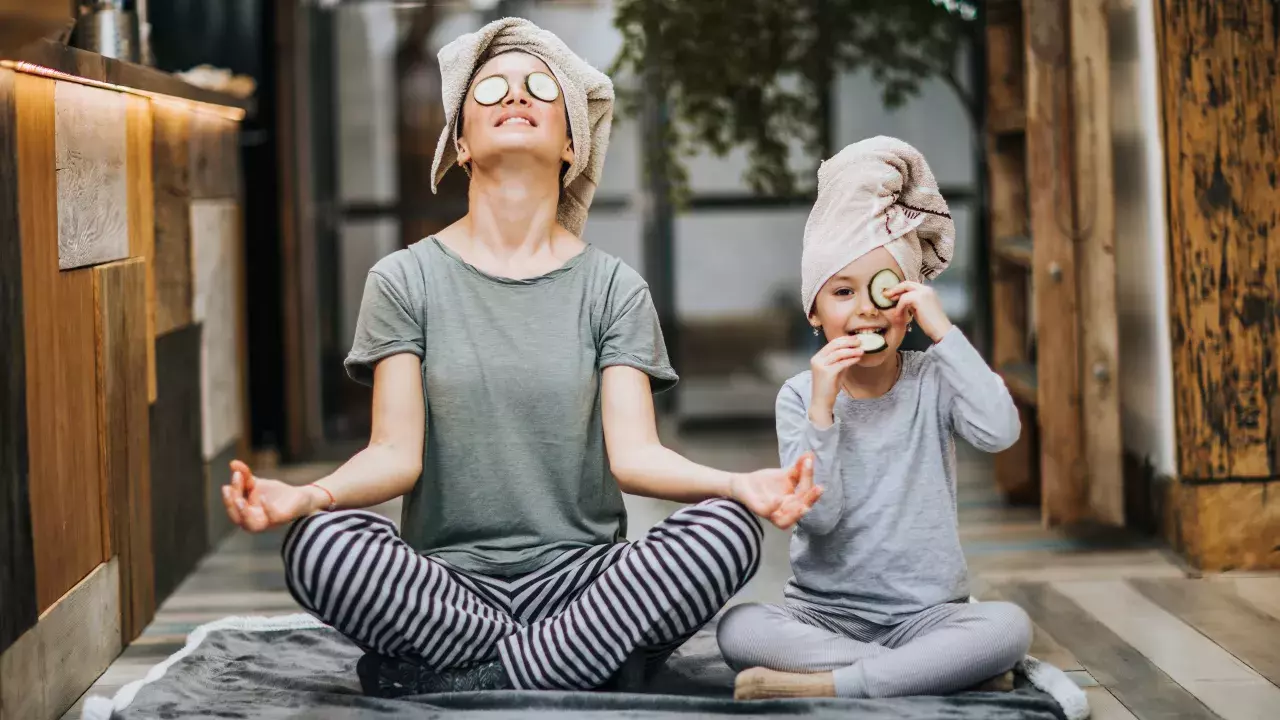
left=15, top=73, right=105, bottom=612
left=1070, top=0, right=1123, bottom=525
left=152, top=102, right=193, bottom=336
left=150, top=324, right=209, bottom=604
left=190, top=113, right=241, bottom=200
left=191, top=200, right=245, bottom=459
left=0, top=68, right=38, bottom=656
left=1157, top=0, right=1280, bottom=482
left=94, top=259, right=155, bottom=642
left=205, top=442, right=238, bottom=551
left=53, top=81, right=128, bottom=270
left=1025, top=0, right=1086, bottom=525
left=0, top=559, right=121, bottom=720
left=125, top=95, right=157, bottom=403
left=1165, top=481, right=1280, bottom=571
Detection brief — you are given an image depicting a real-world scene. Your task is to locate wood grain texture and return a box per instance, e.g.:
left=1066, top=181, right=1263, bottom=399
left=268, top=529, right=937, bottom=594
left=189, top=113, right=242, bottom=200
left=150, top=324, right=210, bottom=605
left=191, top=200, right=246, bottom=459
left=0, top=558, right=121, bottom=720
left=1000, top=582, right=1219, bottom=719
left=1070, top=0, right=1123, bottom=526
left=151, top=101, right=193, bottom=336
left=1157, top=0, right=1280, bottom=481
left=94, top=258, right=155, bottom=643
left=53, top=81, right=129, bottom=270
left=0, top=67, right=37, bottom=656
left=1168, top=480, right=1280, bottom=571
left=1132, top=577, right=1280, bottom=687
left=16, top=72, right=106, bottom=613
left=125, top=94, right=157, bottom=404
left=985, top=5, right=1025, bottom=133
left=1025, top=0, right=1085, bottom=525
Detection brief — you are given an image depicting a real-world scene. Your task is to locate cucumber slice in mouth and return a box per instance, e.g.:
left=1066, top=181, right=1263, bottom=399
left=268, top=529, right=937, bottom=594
left=869, top=268, right=901, bottom=309
left=857, top=331, right=888, bottom=354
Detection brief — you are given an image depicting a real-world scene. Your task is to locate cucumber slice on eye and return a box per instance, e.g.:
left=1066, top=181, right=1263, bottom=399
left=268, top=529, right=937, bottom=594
left=869, top=268, right=901, bottom=309
left=857, top=331, right=888, bottom=354
left=473, top=75, right=509, bottom=106
left=526, top=72, right=560, bottom=102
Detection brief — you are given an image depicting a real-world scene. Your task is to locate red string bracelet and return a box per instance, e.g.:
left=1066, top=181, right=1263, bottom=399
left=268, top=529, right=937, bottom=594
left=311, top=483, right=337, bottom=511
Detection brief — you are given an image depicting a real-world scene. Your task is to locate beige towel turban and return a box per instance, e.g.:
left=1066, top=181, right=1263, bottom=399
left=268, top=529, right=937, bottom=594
left=800, top=136, right=955, bottom=314
left=430, top=17, right=614, bottom=237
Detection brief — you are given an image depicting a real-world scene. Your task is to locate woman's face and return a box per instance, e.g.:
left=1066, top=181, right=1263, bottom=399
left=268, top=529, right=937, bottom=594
left=809, top=247, right=910, bottom=368
left=457, top=52, right=574, bottom=174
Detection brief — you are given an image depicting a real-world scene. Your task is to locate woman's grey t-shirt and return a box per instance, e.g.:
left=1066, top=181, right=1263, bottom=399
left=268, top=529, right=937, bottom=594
left=345, top=237, right=677, bottom=576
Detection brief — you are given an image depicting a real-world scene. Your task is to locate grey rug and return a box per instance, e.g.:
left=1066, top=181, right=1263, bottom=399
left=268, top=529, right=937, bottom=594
left=83, top=615, right=1067, bottom=719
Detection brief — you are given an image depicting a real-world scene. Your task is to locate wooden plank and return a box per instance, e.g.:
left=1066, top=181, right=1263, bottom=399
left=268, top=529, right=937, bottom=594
left=999, top=362, right=1039, bottom=407
left=0, top=559, right=121, bottom=720
left=999, top=582, right=1219, bottom=719
left=1157, top=0, right=1280, bottom=481
left=981, top=586, right=1080, bottom=671
left=53, top=81, right=129, bottom=270
left=1131, top=578, right=1280, bottom=687
left=1175, top=481, right=1280, bottom=571
left=0, top=67, right=37, bottom=656
left=985, top=7, right=1025, bottom=131
left=191, top=200, right=246, bottom=459
left=1055, top=579, right=1280, bottom=719
left=150, top=324, right=210, bottom=605
left=15, top=72, right=106, bottom=612
left=189, top=113, right=241, bottom=200
left=992, top=235, right=1033, bottom=268
left=1223, top=578, right=1280, bottom=622
left=1084, top=687, right=1139, bottom=720
left=93, top=258, right=154, bottom=643
left=151, top=101, right=193, bottom=336
left=1025, top=0, right=1085, bottom=526
left=125, top=94, right=157, bottom=403
left=1070, top=0, right=1123, bottom=527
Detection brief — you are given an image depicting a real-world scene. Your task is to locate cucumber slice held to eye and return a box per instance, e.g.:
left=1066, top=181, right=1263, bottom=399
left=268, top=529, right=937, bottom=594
left=869, top=268, right=902, bottom=309
left=857, top=331, right=888, bottom=354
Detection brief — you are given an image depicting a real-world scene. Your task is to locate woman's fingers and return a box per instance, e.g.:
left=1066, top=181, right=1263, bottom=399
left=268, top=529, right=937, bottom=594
left=230, top=459, right=256, bottom=492
left=221, top=485, right=244, bottom=527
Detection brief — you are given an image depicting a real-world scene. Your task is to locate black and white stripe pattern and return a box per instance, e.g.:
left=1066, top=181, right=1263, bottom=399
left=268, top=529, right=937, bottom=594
left=282, top=498, right=762, bottom=690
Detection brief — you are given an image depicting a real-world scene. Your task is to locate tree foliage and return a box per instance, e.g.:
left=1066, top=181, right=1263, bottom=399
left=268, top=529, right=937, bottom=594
left=610, top=0, right=979, bottom=200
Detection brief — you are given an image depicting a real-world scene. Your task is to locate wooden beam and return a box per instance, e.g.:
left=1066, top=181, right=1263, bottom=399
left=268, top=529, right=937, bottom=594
left=1070, top=0, right=1123, bottom=525
left=1156, top=0, right=1280, bottom=482
left=1164, top=480, right=1280, bottom=571
left=93, top=258, right=155, bottom=643
left=0, top=67, right=37, bottom=656
left=152, top=100, right=193, bottom=336
left=15, top=72, right=106, bottom=611
left=0, top=559, right=121, bottom=720
left=1025, top=0, right=1086, bottom=525
left=125, top=94, right=157, bottom=403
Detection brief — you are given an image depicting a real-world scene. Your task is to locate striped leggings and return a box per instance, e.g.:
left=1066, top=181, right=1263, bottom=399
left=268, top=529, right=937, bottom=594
left=717, top=600, right=1031, bottom=697
left=282, top=498, right=762, bottom=691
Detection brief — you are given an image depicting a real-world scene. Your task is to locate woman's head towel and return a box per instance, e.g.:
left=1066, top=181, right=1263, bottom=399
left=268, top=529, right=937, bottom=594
left=430, top=17, right=614, bottom=237
left=800, top=136, right=955, bottom=313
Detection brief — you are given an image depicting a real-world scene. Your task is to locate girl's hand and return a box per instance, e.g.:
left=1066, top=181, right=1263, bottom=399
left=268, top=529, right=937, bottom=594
left=730, top=453, right=823, bottom=530
left=809, top=335, right=864, bottom=426
left=221, top=460, right=327, bottom=533
left=884, top=281, right=953, bottom=342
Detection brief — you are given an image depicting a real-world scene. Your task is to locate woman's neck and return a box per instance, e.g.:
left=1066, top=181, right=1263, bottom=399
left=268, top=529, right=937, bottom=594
left=442, top=161, right=580, bottom=278
left=840, top=352, right=902, bottom=399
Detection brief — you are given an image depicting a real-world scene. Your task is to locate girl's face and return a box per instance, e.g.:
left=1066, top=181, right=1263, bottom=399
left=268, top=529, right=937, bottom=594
left=456, top=52, right=574, bottom=173
left=809, top=247, right=910, bottom=368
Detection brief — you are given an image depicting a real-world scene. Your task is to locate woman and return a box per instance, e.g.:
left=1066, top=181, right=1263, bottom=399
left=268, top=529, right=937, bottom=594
left=220, top=18, right=820, bottom=696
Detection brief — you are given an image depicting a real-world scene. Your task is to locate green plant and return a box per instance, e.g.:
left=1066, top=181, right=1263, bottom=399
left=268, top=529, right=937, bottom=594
left=610, top=0, right=980, bottom=200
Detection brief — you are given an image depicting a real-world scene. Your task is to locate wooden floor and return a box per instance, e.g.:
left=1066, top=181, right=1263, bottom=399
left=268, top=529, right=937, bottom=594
left=66, top=430, right=1280, bottom=720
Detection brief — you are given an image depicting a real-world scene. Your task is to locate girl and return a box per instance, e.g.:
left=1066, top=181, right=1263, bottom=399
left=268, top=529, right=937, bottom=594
left=717, top=136, right=1032, bottom=700
left=221, top=18, right=820, bottom=697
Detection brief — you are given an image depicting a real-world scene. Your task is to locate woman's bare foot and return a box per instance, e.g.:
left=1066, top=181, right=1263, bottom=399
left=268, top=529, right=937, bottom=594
left=734, top=667, right=837, bottom=700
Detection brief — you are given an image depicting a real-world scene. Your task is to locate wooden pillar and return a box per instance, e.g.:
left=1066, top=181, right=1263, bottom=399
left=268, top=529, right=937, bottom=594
left=1155, top=0, right=1280, bottom=569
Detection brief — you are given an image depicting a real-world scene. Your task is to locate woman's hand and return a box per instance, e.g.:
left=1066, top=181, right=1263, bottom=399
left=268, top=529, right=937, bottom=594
left=809, top=336, right=864, bottom=427
left=731, top=453, right=822, bottom=530
left=221, top=459, right=326, bottom=533
left=884, top=281, right=953, bottom=342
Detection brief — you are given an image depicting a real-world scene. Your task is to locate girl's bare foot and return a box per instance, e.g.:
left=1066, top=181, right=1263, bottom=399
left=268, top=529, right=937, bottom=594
left=734, top=667, right=837, bottom=700
left=969, top=670, right=1015, bottom=692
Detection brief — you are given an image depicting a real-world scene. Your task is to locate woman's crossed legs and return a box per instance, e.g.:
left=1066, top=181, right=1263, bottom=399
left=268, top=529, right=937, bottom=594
left=283, top=498, right=763, bottom=691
